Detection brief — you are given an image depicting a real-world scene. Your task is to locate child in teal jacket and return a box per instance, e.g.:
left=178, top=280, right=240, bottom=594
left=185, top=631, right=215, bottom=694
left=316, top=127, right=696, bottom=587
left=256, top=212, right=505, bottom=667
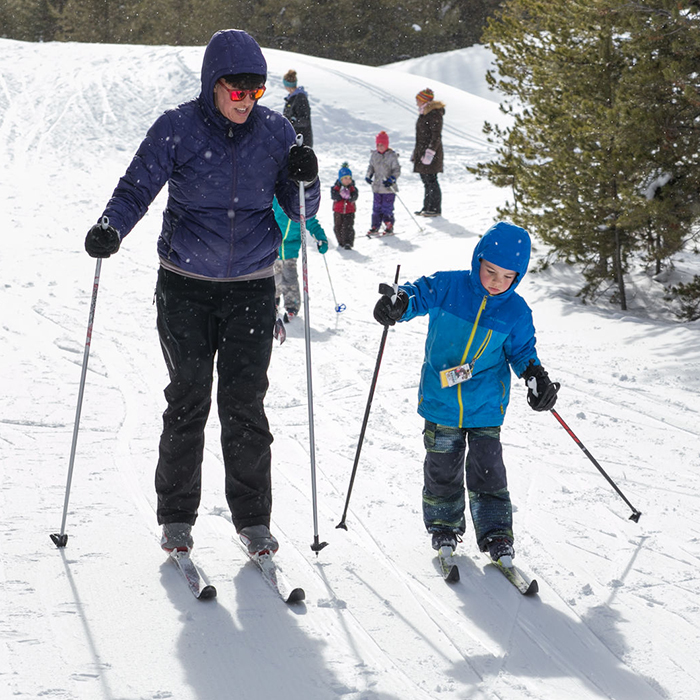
left=272, top=198, right=328, bottom=321
left=373, top=222, right=560, bottom=564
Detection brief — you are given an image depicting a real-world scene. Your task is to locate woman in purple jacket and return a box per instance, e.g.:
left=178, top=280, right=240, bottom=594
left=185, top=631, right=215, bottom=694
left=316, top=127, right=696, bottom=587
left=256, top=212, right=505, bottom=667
left=84, top=29, right=321, bottom=559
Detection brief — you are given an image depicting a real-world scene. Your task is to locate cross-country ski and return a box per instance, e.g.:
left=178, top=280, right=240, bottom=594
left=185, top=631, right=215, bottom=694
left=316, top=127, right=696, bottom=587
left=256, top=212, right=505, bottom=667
left=169, top=551, right=217, bottom=600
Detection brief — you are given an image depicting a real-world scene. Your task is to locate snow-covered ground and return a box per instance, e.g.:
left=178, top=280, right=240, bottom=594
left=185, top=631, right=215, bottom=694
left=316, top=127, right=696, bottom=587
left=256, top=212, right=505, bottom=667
left=1, top=38, right=699, bottom=700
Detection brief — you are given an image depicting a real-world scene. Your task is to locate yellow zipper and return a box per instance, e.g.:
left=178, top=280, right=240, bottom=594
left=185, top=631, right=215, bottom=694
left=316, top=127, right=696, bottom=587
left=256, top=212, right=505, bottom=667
left=457, top=295, right=489, bottom=427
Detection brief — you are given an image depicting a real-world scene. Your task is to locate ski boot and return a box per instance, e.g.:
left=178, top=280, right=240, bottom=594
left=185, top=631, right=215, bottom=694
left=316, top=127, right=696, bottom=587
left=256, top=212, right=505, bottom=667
left=161, top=522, right=194, bottom=554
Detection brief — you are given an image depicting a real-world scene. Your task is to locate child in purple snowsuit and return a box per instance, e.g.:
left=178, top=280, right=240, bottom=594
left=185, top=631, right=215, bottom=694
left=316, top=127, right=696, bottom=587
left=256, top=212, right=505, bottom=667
left=365, top=131, right=401, bottom=235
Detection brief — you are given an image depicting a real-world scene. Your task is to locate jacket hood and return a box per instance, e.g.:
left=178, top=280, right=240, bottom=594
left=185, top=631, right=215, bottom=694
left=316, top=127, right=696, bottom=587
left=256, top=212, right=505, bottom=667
left=470, top=221, right=531, bottom=295
left=200, top=30, right=267, bottom=116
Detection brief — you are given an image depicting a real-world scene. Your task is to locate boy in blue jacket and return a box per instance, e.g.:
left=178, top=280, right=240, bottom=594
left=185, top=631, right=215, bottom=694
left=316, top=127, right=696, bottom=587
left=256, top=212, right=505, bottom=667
left=373, top=222, right=559, bottom=565
left=84, top=30, right=321, bottom=560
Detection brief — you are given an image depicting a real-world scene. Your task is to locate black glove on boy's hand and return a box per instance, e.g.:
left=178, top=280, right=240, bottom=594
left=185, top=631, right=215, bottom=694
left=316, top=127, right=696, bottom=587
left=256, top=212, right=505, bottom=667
left=85, top=220, right=121, bottom=258
left=522, top=360, right=560, bottom=411
left=373, top=283, right=409, bottom=326
left=288, top=145, right=318, bottom=183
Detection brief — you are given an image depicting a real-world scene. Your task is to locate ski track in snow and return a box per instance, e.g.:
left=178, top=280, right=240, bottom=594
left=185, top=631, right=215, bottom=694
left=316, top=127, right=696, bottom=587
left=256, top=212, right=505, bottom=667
left=1, top=38, right=699, bottom=699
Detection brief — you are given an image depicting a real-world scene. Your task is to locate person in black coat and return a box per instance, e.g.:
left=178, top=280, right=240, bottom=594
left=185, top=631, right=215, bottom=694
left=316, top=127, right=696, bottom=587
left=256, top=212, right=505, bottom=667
left=283, top=69, right=313, bottom=147
left=411, top=87, right=445, bottom=216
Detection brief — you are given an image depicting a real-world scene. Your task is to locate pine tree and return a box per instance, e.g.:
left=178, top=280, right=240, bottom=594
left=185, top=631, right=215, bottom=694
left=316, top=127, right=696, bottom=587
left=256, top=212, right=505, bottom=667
left=1, top=0, right=63, bottom=41
left=615, top=3, right=700, bottom=275
left=473, top=0, right=700, bottom=311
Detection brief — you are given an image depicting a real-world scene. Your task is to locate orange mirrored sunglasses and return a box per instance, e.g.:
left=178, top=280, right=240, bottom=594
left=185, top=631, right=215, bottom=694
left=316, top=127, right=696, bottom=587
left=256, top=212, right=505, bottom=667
left=218, top=81, right=266, bottom=101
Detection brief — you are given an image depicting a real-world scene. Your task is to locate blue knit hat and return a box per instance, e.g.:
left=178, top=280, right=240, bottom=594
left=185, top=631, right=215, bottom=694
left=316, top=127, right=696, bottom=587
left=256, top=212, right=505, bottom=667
left=338, top=162, right=352, bottom=179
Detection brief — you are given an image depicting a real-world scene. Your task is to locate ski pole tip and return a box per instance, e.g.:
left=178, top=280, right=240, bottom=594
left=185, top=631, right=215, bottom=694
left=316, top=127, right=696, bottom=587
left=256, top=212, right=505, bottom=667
left=629, top=511, right=642, bottom=523
left=335, top=521, right=348, bottom=531
left=50, top=533, right=68, bottom=548
left=310, top=540, right=329, bottom=555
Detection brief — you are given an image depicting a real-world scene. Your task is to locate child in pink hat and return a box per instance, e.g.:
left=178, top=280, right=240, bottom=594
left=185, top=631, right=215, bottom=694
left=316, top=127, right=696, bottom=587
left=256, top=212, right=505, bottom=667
left=365, top=131, right=401, bottom=236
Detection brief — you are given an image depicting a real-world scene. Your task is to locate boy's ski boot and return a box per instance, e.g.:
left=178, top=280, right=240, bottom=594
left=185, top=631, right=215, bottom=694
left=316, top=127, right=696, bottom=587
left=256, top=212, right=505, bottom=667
left=431, top=530, right=458, bottom=552
left=486, top=536, right=514, bottom=567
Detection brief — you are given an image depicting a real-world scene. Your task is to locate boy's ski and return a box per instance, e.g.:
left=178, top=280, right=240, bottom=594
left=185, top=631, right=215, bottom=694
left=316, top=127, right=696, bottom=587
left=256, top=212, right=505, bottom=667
left=437, top=546, right=460, bottom=583
left=169, top=551, right=217, bottom=600
left=488, top=557, right=538, bottom=596
left=248, top=551, right=306, bottom=604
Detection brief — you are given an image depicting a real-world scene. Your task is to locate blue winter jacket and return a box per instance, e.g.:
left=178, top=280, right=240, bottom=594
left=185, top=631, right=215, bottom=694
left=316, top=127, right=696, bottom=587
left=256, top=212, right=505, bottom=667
left=399, top=222, right=541, bottom=428
left=100, top=29, right=321, bottom=279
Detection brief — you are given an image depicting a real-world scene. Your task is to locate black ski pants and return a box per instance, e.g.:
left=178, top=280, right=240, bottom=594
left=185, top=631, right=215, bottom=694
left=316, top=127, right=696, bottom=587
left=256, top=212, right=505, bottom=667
left=420, top=173, right=442, bottom=214
left=154, top=267, right=276, bottom=531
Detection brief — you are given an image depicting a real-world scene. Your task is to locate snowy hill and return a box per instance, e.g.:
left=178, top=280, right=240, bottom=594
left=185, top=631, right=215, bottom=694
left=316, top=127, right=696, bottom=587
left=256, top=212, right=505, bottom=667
left=385, top=45, right=501, bottom=103
left=1, top=37, right=700, bottom=700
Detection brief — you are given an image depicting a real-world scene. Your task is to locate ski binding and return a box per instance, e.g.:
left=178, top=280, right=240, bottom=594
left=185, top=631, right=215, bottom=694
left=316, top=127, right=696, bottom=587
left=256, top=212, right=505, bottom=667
left=437, top=545, right=460, bottom=583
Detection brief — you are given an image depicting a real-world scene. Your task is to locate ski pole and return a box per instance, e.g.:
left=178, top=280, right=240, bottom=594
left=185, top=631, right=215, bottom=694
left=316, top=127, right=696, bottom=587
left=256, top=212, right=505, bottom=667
left=550, top=409, right=642, bottom=522
left=321, top=254, right=346, bottom=313
left=337, top=264, right=401, bottom=530
left=296, top=135, right=328, bottom=555
left=51, top=254, right=104, bottom=547
left=391, top=184, right=424, bottom=233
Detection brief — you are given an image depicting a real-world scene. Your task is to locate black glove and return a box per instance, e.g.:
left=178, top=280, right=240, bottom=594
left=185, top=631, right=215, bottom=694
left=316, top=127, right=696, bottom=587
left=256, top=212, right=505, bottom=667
left=85, top=220, right=120, bottom=258
left=365, top=176, right=373, bottom=185
left=382, top=176, right=396, bottom=188
left=288, top=145, right=318, bottom=183
left=373, top=283, right=409, bottom=326
left=522, top=360, right=560, bottom=411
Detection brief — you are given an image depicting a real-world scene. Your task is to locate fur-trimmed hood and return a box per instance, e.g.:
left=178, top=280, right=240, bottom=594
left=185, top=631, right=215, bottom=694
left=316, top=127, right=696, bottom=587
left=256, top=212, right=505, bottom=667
left=423, top=100, right=446, bottom=115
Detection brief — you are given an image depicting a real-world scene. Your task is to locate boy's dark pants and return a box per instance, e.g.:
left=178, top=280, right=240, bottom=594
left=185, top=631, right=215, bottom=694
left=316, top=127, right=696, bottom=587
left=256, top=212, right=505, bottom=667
left=422, top=421, right=513, bottom=549
left=333, top=211, right=355, bottom=247
left=155, top=268, right=276, bottom=531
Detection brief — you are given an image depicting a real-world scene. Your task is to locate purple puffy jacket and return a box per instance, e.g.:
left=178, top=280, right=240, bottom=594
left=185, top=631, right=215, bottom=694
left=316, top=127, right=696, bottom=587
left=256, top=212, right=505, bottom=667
left=100, top=29, right=320, bottom=279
